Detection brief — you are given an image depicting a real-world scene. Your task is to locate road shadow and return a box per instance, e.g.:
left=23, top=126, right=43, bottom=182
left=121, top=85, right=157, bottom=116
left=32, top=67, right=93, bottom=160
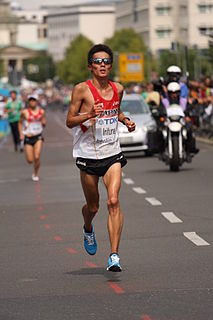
left=146, top=167, right=195, bottom=174
left=66, top=268, right=122, bottom=282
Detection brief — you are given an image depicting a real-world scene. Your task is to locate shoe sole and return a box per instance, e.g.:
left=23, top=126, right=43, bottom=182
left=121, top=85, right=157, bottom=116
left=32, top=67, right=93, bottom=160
left=107, top=265, right=122, bottom=272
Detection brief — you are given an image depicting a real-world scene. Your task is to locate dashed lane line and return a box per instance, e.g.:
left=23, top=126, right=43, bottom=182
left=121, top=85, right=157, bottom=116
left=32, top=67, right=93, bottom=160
left=145, top=197, right=162, bottom=206
left=132, top=187, right=147, bottom=194
left=183, top=232, right=210, bottom=246
left=123, top=178, right=134, bottom=185
left=161, top=212, right=183, bottom=223
left=109, top=282, right=125, bottom=294
left=0, top=179, right=19, bottom=183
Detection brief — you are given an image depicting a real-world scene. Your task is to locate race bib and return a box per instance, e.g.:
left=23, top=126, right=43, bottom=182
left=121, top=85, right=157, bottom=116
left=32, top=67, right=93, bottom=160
left=95, top=116, right=118, bottom=144
left=30, top=122, right=42, bottom=135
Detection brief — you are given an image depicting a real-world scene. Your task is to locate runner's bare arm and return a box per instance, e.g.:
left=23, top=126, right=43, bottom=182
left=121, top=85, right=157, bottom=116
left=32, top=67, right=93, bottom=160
left=18, top=110, right=25, bottom=141
left=41, top=110, right=46, bottom=128
left=66, top=83, right=102, bottom=129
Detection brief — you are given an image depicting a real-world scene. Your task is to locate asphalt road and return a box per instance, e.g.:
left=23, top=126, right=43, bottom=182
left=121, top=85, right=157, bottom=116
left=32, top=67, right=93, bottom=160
left=0, top=109, right=213, bottom=320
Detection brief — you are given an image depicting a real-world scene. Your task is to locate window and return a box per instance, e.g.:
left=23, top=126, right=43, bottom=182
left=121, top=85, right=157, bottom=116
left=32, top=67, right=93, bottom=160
left=156, top=28, right=172, bottom=38
left=199, top=26, right=213, bottom=35
left=198, top=3, right=213, bottom=13
left=155, top=6, right=171, bottom=16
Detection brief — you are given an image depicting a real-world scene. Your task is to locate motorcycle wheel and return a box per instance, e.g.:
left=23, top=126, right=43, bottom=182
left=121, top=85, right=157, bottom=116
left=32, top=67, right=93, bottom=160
left=170, top=135, right=179, bottom=172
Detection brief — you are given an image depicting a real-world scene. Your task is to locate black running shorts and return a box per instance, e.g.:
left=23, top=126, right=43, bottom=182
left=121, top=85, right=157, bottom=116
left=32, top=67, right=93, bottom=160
left=24, top=134, right=44, bottom=146
left=76, top=152, right=127, bottom=177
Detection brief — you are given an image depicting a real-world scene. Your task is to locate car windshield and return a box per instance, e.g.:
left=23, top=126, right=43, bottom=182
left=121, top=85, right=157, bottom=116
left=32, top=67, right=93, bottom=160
left=120, top=98, right=149, bottom=115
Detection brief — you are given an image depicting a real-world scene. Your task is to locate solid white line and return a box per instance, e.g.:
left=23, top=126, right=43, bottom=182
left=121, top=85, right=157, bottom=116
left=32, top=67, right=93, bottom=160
left=123, top=178, right=134, bottom=185
left=183, top=232, right=210, bottom=246
left=145, top=197, right=162, bottom=206
left=161, top=212, right=183, bottom=223
left=132, top=187, right=147, bottom=194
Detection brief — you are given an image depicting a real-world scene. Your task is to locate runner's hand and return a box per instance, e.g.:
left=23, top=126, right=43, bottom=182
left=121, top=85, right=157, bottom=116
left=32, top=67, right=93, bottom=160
left=125, top=119, right=136, bottom=132
left=89, top=101, right=103, bottom=118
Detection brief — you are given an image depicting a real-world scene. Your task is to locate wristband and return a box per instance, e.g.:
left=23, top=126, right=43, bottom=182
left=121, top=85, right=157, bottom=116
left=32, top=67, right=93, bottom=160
left=122, top=117, right=130, bottom=125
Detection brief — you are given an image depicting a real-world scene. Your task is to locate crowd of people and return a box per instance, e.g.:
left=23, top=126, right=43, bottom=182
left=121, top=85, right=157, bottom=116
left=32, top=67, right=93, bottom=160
left=124, top=73, right=213, bottom=133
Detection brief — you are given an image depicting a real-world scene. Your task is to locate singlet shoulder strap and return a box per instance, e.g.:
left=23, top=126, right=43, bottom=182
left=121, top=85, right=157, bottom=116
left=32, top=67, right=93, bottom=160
left=108, top=81, right=119, bottom=101
left=86, top=79, right=119, bottom=102
left=86, top=80, right=100, bottom=101
left=38, top=108, right=43, bottom=117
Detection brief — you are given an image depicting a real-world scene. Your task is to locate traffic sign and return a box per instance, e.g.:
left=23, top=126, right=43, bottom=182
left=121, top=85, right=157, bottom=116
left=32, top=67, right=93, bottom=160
left=119, top=53, right=144, bottom=82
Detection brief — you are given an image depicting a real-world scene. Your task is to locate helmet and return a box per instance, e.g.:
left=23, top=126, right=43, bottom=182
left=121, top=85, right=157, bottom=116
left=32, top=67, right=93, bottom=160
left=167, top=82, right=181, bottom=93
left=167, top=65, right=181, bottom=82
left=167, top=65, right=181, bottom=73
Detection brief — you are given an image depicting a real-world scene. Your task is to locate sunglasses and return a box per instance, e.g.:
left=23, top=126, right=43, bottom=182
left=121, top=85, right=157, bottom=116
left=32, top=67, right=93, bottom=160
left=92, top=58, right=112, bottom=65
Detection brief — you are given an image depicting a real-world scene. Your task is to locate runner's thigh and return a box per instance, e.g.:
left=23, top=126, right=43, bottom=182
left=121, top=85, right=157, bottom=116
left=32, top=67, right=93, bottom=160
left=80, top=171, right=99, bottom=205
left=34, top=140, right=43, bottom=159
left=25, top=144, right=34, bottom=162
left=103, top=162, right=122, bottom=197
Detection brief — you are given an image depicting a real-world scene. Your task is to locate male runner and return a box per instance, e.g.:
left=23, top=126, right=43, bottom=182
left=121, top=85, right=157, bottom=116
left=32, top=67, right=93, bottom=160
left=18, top=94, right=46, bottom=181
left=5, top=90, right=22, bottom=151
left=66, top=44, right=135, bottom=271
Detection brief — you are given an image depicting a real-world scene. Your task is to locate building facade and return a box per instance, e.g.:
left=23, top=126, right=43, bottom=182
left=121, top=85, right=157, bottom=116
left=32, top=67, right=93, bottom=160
left=115, top=0, right=213, bottom=54
left=12, top=8, right=48, bottom=51
left=47, top=4, right=115, bottom=61
left=0, top=0, right=45, bottom=84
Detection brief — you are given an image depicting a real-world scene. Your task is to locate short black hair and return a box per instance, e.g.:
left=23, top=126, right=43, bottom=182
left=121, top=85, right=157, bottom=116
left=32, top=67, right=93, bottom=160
left=10, top=90, right=17, bottom=94
left=88, top=44, right=113, bottom=65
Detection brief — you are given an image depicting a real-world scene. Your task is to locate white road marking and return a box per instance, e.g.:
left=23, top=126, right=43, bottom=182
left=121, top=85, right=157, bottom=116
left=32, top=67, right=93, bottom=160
left=161, top=212, right=183, bottom=223
left=183, top=232, right=210, bottom=246
left=121, top=172, right=125, bottom=177
left=123, top=178, right=134, bottom=185
left=145, top=197, right=162, bottom=206
left=0, top=179, right=19, bottom=183
left=132, top=187, right=147, bottom=194
left=18, top=278, right=38, bottom=282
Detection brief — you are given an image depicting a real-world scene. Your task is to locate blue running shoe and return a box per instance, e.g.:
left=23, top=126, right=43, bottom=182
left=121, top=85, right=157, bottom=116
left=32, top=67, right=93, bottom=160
left=107, top=253, right=122, bottom=272
left=83, top=225, right=97, bottom=255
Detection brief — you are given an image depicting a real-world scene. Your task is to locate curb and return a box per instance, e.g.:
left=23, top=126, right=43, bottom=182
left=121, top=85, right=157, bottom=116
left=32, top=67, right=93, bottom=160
left=197, top=136, right=213, bottom=145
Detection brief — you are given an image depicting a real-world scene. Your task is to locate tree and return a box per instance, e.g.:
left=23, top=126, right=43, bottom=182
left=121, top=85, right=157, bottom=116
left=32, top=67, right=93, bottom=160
left=157, top=45, right=213, bottom=80
left=104, top=28, right=148, bottom=80
left=57, top=34, right=94, bottom=84
left=0, top=60, right=4, bottom=77
left=24, top=54, right=56, bottom=83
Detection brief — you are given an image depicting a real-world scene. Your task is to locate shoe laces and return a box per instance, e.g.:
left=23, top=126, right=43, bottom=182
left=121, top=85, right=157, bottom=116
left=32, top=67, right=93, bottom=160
left=111, top=254, right=120, bottom=263
left=85, top=232, right=95, bottom=246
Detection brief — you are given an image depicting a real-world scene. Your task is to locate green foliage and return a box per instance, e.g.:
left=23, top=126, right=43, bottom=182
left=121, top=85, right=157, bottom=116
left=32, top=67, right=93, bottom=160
left=158, top=51, right=179, bottom=78
left=0, top=59, right=3, bottom=77
left=57, top=34, right=94, bottom=84
left=158, top=45, right=213, bottom=80
left=104, top=28, right=146, bottom=53
left=24, top=54, right=56, bottom=83
left=104, top=28, right=148, bottom=80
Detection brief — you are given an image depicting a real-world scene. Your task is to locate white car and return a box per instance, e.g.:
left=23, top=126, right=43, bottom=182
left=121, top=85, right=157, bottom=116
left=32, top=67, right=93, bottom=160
left=118, top=94, right=156, bottom=154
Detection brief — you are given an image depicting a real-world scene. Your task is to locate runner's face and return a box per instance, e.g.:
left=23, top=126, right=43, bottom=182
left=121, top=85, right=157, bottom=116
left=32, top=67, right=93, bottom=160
left=88, top=51, right=112, bottom=78
left=29, top=99, right=37, bottom=109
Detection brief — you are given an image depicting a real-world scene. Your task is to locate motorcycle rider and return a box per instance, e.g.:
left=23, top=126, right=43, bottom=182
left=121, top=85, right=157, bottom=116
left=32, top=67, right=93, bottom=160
left=166, top=65, right=188, bottom=98
left=161, top=82, right=199, bottom=157
left=161, top=82, right=187, bottom=112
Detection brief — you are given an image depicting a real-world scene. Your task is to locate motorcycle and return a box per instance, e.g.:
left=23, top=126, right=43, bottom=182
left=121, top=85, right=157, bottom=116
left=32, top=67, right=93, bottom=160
left=159, top=104, right=190, bottom=171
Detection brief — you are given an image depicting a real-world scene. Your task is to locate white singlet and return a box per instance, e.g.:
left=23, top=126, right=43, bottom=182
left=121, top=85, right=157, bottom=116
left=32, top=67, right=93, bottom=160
left=72, top=80, right=121, bottom=159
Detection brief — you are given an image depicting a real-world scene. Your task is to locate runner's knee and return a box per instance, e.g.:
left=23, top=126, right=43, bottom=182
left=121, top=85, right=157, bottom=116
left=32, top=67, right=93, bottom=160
left=87, top=203, right=99, bottom=215
left=34, top=155, right=40, bottom=162
left=107, top=196, right=119, bottom=209
left=27, top=159, right=33, bottom=164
